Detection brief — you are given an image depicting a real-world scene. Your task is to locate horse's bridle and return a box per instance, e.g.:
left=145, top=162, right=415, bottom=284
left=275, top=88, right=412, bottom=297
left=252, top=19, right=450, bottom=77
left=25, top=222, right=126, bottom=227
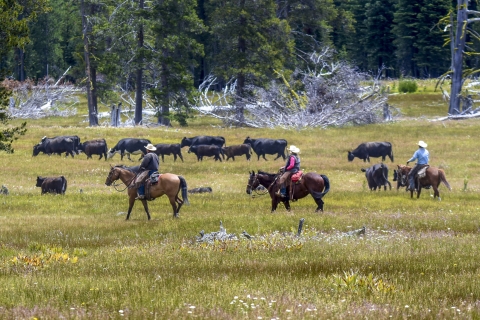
left=106, top=167, right=137, bottom=192
left=247, top=173, right=270, bottom=198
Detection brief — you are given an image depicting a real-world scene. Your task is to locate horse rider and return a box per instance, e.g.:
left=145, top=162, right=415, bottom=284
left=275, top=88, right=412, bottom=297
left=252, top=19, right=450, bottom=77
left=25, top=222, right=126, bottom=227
left=276, top=145, right=301, bottom=198
left=406, top=140, right=429, bottom=191
left=136, top=143, right=160, bottom=200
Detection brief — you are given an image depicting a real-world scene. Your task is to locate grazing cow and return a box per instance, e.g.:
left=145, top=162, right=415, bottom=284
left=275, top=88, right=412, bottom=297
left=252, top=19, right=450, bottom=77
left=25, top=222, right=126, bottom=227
left=180, top=135, right=226, bottom=148
left=188, top=187, right=213, bottom=194
left=361, top=163, right=391, bottom=191
left=107, top=138, right=151, bottom=161
left=188, top=145, right=223, bottom=161
left=78, top=139, right=108, bottom=160
left=36, top=176, right=67, bottom=194
left=41, top=135, right=81, bottom=154
left=348, top=142, right=394, bottom=162
left=243, top=137, right=287, bottom=161
left=33, top=136, right=75, bottom=158
left=222, top=144, right=252, bottom=161
left=154, top=143, right=184, bottom=162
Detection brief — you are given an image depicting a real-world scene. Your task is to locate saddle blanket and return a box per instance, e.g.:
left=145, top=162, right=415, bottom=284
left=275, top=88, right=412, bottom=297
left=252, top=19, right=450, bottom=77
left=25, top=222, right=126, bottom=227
left=291, top=171, right=303, bottom=182
left=417, top=165, right=429, bottom=178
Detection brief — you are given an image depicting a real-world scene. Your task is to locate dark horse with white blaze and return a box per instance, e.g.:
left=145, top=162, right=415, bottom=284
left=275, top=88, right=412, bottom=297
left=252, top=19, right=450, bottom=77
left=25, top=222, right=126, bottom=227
left=394, top=164, right=451, bottom=200
left=246, top=170, right=330, bottom=212
left=105, top=165, right=189, bottom=220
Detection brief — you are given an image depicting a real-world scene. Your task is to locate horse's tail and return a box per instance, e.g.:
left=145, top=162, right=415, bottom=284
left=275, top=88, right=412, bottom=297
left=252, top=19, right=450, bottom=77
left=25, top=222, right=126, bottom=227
left=320, top=174, right=330, bottom=197
left=439, top=170, right=452, bottom=191
left=178, top=175, right=190, bottom=205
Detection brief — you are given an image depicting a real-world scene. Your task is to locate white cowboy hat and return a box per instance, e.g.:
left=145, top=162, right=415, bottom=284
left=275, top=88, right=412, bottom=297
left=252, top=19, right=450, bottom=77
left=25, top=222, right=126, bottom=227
left=418, top=140, right=427, bottom=148
left=145, top=143, right=157, bottom=151
left=288, top=145, right=300, bottom=153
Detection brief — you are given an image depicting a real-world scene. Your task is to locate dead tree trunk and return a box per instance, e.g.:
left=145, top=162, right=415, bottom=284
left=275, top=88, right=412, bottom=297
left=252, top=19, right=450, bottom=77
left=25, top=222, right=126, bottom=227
left=134, top=0, right=144, bottom=125
left=449, top=0, right=469, bottom=115
left=81, top=0, right=98, bottom=126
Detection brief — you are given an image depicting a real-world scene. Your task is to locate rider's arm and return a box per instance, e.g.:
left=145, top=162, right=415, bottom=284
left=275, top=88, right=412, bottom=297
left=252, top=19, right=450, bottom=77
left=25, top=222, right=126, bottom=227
left=407, top=150, right=418, bottom=163
left=285, top=156, right=295, bottom=170
left=140, top=154, right=151, bottom=169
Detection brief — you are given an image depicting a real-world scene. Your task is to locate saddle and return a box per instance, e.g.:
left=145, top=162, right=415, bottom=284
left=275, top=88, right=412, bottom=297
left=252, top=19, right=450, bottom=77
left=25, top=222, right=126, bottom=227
left=288, top=171, right=304, bottom=201
left=415, top=165, right=431, bottom=189
left=133, top=171, right=161, bottom=200
left=291, top=171, right=304, bottom=184
left=417, top=165, right=429, bottom=179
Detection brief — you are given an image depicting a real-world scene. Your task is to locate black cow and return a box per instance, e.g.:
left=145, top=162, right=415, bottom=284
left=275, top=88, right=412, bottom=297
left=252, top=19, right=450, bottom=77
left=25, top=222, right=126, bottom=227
left=78, top=139, right=108, bottom=160
left=188, top=145, right=223, bottom=162
left=243, top=137, right=287, bottom=161
left=36, top=176, right=67, bottom=194
left=348, top=142, right=394, bottom=163
left=180, top=135, right=226, bottom=148
left=361, top=163, right=391, bottom=191
left=107, top=138, right=151, bottom=161
left=222, top=144, right=252, bottom=161
left=41, top=135, right=81, bottom=154
left=33, top=136, right=75, bottom=158
left=154, top=143, right=184, bottom=162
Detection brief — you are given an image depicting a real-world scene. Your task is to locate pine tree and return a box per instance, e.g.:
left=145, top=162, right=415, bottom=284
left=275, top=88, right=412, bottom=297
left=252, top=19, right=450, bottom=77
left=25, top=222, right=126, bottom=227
left=0, top=0, right=46, bottom=152
left=392, top=0, right=420, bottom=76
left=364, top=0, right=396, bottom=75
left=413, top=0, right=451, bottom=77
left=148, top=0, right=205, bottom=126
left=207, top=0, right=293, bottom=125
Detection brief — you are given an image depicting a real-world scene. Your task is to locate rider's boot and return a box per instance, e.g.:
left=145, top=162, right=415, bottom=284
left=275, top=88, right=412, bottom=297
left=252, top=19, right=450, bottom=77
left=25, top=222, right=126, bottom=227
left=136, top=185, right=146, bottom=200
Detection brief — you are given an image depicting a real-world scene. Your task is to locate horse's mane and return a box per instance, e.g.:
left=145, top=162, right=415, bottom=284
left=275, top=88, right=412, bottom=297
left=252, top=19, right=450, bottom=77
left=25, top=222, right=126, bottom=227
left=258, top=170, right=277, bottom=178
left=115, top=164, right=139, bottom=172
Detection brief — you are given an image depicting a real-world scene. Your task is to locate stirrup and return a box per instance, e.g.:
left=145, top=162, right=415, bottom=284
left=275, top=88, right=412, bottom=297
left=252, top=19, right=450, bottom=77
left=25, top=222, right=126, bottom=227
left=136, top=194, right=145, bottom=200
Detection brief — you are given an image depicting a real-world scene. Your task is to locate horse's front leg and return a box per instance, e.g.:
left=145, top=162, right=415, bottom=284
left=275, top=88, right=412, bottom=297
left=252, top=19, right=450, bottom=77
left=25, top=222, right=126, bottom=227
left=126, top=195, right=136, bottom=220
left=271, top=195, right=278, bottom=213
left=417, top=187, right=422, bottom=199
left=283, top=199, right=291, bottom=211
left=140, top=200, right=151, bottom=220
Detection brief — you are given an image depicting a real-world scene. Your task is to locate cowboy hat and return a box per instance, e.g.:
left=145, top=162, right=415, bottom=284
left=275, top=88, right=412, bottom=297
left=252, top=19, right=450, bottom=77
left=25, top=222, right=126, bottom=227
left=145, top=143, right=157, bottom=151
left=288, top=145, right=300, bottom=153
left=418, top=140, right=427, bottom=148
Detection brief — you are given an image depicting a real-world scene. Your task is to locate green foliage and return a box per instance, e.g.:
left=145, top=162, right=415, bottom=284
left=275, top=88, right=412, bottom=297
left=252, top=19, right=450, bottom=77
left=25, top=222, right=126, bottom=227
left=0, top=86, right=27, bottom=153
left=207, top=0, right=294, bottom=93
left=398, top=79, right=418, bottom=93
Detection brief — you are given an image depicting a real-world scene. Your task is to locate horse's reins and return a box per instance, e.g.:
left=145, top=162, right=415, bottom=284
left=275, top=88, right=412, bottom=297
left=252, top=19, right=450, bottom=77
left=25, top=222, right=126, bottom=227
left=248, top=174, right=274, bottom=198
left=110, top=170, right=138, bottom=192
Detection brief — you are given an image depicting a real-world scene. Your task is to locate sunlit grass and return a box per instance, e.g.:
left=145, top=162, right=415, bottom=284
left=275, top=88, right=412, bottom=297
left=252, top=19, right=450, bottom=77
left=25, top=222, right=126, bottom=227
left=1, top=94, right=480, bottom=318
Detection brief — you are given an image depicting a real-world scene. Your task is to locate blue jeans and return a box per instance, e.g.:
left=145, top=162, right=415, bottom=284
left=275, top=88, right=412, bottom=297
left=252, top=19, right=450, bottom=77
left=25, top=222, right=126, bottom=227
left=137, top=170, right=155, bottom=195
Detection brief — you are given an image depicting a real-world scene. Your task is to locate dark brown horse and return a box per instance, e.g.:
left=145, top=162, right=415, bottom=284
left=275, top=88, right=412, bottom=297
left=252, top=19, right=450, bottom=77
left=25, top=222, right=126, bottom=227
left=395, top=164, right=451, bottom=200
left=246, top=170, right=330, bottom=212
left=105, top=165, right=189, bottom=220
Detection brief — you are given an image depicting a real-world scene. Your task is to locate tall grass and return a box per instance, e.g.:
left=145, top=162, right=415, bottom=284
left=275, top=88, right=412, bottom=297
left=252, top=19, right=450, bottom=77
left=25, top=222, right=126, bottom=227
left=1, top=93, right=480, bottom=319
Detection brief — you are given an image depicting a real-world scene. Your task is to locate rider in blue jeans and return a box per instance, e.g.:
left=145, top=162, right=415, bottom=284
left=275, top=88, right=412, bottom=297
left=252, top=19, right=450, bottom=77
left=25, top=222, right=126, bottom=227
left=136, top=144, right=159, bottom=200
left=406, top=140, right=429, bottom=191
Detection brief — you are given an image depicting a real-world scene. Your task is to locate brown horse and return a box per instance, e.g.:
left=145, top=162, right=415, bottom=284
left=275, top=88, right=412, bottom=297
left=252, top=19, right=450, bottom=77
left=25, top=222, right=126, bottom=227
left=395, top=164, right=451, bottom=200
left=105, top=165, right=189, bottom=220
left=246, top=170, right=330, bottom=212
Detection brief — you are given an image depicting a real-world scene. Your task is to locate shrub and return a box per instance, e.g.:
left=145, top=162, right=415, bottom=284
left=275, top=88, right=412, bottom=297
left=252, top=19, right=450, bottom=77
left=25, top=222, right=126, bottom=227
left=398, top=79, right=418, bottom=93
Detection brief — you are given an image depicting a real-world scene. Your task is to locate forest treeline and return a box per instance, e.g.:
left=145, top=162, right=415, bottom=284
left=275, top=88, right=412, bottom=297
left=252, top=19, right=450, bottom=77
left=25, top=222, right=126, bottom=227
left=1, top=0, right=476, bottom=126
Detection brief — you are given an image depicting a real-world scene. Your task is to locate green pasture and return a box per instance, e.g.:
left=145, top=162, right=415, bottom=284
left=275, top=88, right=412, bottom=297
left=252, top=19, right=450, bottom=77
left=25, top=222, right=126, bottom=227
left=1, top=91, right=480, bottom=319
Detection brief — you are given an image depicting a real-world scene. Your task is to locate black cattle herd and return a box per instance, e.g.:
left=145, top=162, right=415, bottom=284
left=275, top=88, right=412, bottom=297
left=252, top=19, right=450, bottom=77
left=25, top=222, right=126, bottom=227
left=32, top=135, right=398, bottom=197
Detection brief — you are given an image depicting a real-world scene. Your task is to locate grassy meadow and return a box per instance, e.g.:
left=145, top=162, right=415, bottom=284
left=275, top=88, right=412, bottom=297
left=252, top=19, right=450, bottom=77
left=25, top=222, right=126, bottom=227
left=1, top=88, right=480, bottom=319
